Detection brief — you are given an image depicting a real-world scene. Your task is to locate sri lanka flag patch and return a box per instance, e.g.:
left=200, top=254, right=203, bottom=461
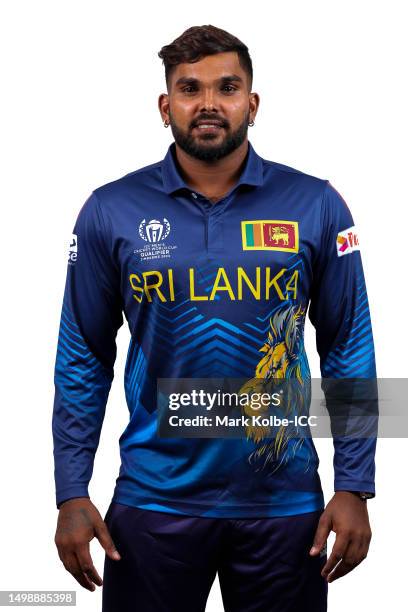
left=241, top=220, right=299, bottom=252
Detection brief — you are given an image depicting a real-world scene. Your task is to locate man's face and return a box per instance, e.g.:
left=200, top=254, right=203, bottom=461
left=164, top=51, right=255, bottom=162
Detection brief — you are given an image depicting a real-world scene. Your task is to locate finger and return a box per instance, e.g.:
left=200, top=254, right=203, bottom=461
left=327, top=537, right=367, bottom=583
left=310, top=514, right=331, bottom=555
left=321, top=534, right=350, bottom=578
left=76, top=544, right=103, bottom=586
left=94, top=519, right=121, bottom=560
left=62, top=552, right=96, bottom=592
left=327, top=557, right=362, bottom=582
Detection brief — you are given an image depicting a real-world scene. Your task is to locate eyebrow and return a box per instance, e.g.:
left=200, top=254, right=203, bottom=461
left=174, top=74, right=244, bottom=87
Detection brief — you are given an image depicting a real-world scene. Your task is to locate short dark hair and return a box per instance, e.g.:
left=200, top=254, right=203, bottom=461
left=158, top=25, right=253, bottom=91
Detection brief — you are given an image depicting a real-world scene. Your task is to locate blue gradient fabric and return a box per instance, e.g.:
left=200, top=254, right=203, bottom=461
left=52, top=140, right=377, bottom=516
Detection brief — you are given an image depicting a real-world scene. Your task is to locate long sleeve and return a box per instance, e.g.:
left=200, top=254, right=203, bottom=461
left=308, top=181, right=378, bottom=495
left=52, top=191, right=123, bottom=508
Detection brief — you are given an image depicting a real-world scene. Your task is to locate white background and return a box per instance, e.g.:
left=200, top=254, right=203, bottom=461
left=1, top=1, right=407, bottom=610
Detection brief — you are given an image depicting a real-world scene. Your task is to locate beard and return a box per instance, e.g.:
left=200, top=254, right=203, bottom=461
left=168, top=109, right=250, bottom=162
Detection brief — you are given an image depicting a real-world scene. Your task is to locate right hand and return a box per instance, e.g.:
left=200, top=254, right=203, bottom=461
left=54, top=498, right=121, bottom=591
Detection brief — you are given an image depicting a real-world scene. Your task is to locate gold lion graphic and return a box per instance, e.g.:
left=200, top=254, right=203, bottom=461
left=238, top=303, right=311, bottom=472
left=269, top=226, right=289, bottom=246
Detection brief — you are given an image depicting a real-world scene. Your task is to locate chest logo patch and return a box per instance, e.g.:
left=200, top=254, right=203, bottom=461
left=241, top=220, right=299, bottom=252
left=135, top=217, right=177, bottom=263
left=139, top=218, right=171, bottom=243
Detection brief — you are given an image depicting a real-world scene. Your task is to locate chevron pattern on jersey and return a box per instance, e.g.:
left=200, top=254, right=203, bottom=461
left=131, top=254, right=308, bottom=378
left=321, top=273, right=376, bottom=378
left=54, top=300, right=112, bottom=412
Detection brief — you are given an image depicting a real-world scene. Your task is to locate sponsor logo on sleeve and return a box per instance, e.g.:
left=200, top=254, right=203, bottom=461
left=68, top=233, right=78, bottom=265
left=336, top=225, right=360, bottom=257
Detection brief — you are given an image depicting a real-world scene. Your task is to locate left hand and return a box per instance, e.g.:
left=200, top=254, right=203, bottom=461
left=309, top=491, right=372, bottom=583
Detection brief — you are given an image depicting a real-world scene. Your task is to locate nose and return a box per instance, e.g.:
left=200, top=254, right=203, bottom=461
left=200, top=88, right=218, bottom=112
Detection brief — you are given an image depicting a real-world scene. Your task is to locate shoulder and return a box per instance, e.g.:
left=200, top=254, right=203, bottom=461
left=261, top=154, right=352, bottom=214
left=261, top=155, right=328, bottom=199
left=91, top=158, right=162, bottom=206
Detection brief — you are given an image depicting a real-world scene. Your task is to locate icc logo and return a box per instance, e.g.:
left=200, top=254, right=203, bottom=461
left=139, top=218, right=171, bottom=243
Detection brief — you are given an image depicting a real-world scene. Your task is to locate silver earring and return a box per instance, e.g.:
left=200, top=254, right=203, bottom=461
left=163, top=120, right=169, bottom=128
left=248, top=120, right=255, bottom=127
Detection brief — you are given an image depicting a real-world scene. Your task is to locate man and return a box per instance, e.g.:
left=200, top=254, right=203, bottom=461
left=53, top=24, right=376, bottom=612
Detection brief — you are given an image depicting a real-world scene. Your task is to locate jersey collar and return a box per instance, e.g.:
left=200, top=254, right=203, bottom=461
left=161, top=140, right=264, bottom=195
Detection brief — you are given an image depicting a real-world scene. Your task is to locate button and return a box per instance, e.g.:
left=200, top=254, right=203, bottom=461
left=191, top=192, right=197, bottom=198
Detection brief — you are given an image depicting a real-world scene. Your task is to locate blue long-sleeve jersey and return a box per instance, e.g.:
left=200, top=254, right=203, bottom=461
left=52, top=140, right=377, bottom=517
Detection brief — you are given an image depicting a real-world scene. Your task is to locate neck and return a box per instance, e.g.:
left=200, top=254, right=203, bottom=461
left=174, top=139, right=249, bottom=200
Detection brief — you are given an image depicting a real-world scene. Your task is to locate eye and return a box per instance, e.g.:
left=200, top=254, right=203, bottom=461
left=181, top=85, right=237, bottom=94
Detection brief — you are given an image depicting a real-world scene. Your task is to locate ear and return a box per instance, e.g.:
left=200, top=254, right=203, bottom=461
left=158, top=92, right=170, bottom=124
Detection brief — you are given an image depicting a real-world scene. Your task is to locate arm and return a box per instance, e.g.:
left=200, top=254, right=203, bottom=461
left=308, top=181, right=377, bottom=582
left=52, top=191, right=123, bottom=590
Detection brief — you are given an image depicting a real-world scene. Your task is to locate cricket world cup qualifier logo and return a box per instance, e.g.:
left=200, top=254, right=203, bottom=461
left=139, top=218, right=171, bottom=243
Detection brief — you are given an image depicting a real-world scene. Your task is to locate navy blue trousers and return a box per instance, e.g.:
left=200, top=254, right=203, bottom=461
left=102, top=502, right=328, bottom=612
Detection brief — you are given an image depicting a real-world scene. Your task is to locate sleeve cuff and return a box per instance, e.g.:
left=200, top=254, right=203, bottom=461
left=334, top=479, right=376, bottom=497
left=56, top=485, right=90, bottom=509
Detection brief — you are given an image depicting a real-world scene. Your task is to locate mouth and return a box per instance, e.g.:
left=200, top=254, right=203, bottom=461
left=193, top=119, right=224, bottom=133
left=193, top=122, right=225, bottom=134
